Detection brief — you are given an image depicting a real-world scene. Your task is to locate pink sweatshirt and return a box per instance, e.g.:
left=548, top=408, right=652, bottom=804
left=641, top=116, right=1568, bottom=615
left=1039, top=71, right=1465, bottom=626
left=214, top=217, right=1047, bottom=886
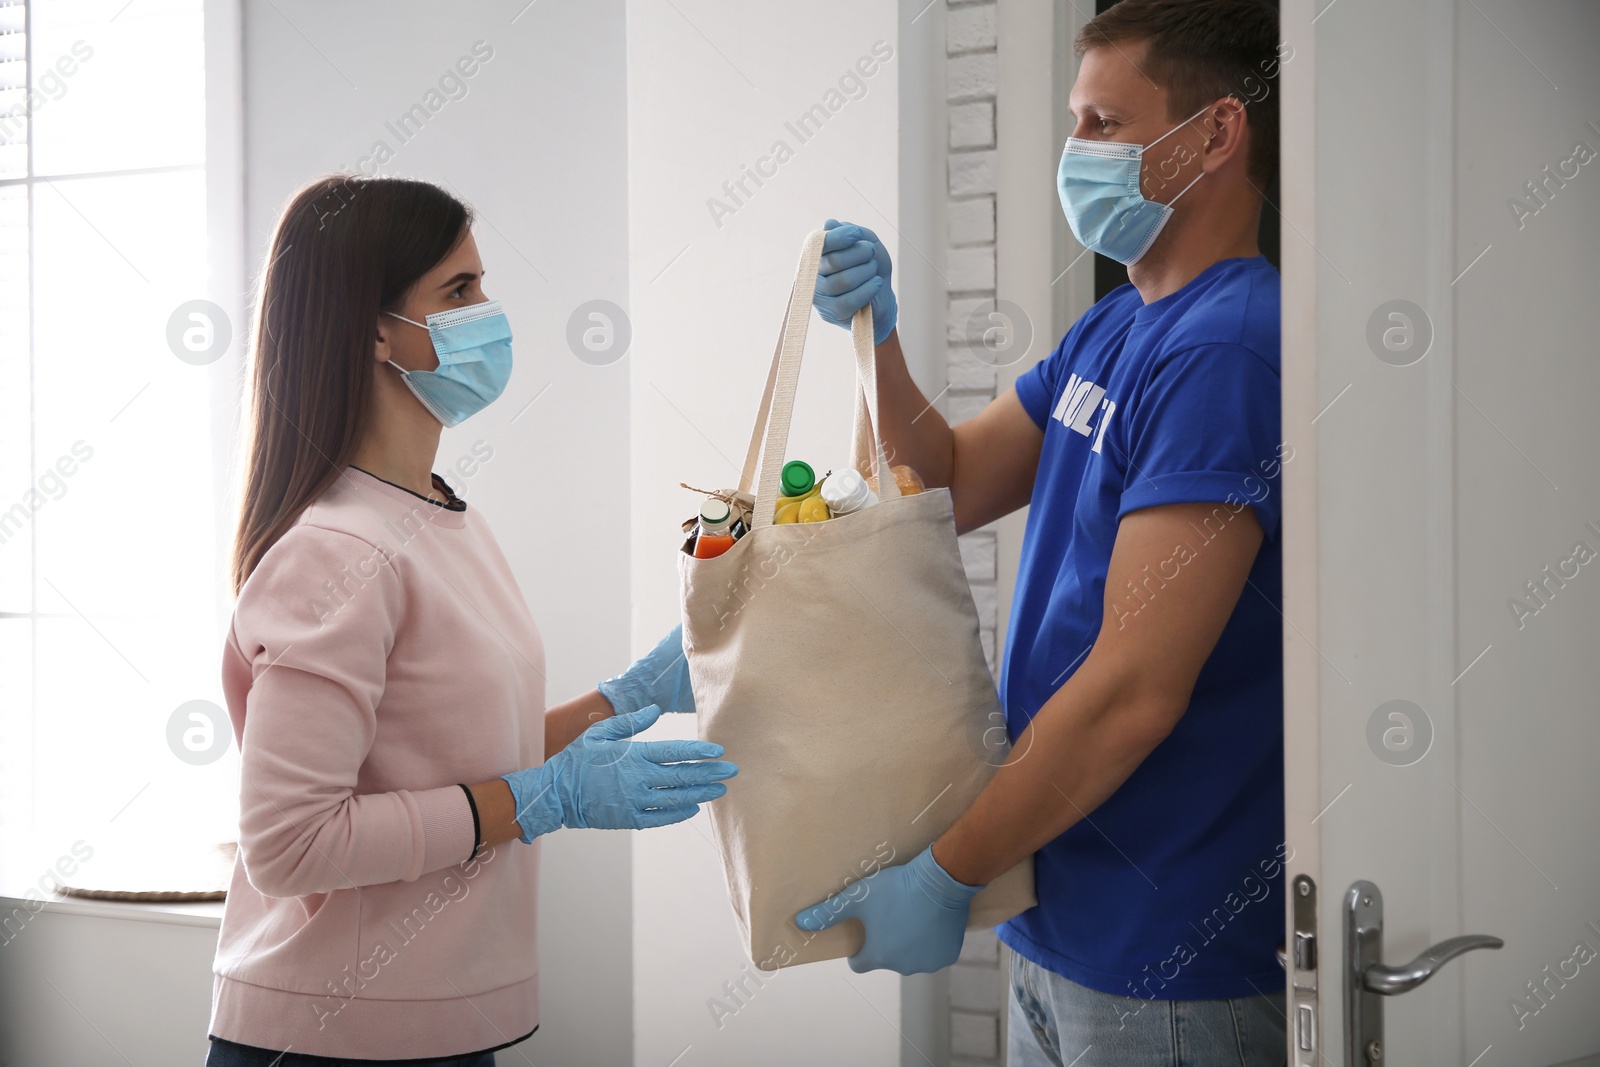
left=211, top=465, right=545, bottom=1060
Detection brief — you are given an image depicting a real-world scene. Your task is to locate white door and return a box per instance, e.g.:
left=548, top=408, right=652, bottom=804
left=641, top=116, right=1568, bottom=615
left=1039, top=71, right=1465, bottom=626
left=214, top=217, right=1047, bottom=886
left=1282, top=0, right=1600, bottom=1064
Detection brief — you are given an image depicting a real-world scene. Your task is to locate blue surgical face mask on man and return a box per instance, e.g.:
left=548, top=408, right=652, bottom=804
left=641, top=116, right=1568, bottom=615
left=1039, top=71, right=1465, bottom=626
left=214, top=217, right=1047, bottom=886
left=382, top=299, right=513, bottom=427
left=1056, top=106, right=1213, bottom=266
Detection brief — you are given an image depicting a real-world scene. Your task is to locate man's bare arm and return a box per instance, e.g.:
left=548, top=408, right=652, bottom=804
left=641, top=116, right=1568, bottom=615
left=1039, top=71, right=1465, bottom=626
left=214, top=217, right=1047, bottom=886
left=931, top=499, right=1266, bottom=886
left=870, top=329, right=1043, bottom=534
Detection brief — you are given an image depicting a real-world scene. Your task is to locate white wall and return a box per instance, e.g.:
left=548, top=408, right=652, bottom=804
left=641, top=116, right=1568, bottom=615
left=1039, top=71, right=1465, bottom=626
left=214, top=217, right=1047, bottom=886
left=240, top=2, right=634, bottom=1063
left=0, top=906, right=220, bottom=1066
left=625, top=2, right=925, bottom=1064
left=1452, top=1, right=1600, bottom=1060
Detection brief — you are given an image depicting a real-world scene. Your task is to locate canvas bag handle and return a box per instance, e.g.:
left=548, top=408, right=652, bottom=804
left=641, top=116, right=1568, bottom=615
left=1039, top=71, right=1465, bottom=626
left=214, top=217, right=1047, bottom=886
left=739, top=229, right=901, bottom=530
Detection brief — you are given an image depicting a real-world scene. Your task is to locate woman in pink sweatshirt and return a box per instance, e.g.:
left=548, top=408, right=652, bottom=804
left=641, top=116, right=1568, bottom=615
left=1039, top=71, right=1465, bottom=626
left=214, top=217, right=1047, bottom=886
left=207, top=175, right=737, bottom=1066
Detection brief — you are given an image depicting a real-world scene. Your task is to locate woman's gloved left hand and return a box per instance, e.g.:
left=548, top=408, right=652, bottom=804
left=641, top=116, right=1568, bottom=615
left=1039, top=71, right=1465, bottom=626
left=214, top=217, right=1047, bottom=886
left=503, top=704, right=736, bottom=841
left=598, top=623, right=696, bottom=715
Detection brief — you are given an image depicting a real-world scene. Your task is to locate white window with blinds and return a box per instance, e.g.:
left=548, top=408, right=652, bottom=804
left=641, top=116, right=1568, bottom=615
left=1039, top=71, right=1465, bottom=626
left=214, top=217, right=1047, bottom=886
left=0, top=0, right=243, bottom=895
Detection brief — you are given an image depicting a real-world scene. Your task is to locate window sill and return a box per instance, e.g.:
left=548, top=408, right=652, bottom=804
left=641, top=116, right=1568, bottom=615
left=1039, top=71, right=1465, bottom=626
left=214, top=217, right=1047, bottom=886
left=0, top=890, right=223, bottom=929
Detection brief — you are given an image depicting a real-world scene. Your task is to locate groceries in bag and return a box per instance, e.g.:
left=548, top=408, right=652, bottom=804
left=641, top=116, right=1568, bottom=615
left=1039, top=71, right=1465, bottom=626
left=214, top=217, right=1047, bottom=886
left=676, top=483, right=754, bottom=556
left=818, top=467, right=877, bottom=516
left=865, top=463, right=925, bottom=497
left=691, top=498, right=738, bottom=559
left=778, top=460, right=816, bottom=499
left=683, top=457, right=927, bottom=546
left=774, top=460, right=822, bottom=524
left=770, top=459, right=926, bottom=523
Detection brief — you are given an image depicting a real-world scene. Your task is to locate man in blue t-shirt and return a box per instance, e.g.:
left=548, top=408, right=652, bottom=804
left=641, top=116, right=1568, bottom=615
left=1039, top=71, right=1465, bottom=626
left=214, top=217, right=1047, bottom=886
left=793, top=1, right=1289, bottom=1062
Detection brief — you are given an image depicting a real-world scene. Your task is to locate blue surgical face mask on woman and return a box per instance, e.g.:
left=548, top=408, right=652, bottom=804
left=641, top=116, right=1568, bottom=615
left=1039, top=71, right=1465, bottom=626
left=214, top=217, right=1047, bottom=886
left=1056, top=105, right=1213, bottom=266
left=382, top=299, right=513, bottom=427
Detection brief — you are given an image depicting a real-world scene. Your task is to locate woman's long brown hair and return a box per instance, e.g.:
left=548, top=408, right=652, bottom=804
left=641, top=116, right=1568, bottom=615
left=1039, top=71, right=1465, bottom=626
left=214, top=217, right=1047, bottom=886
left=230, top=175, right=472, bottom=597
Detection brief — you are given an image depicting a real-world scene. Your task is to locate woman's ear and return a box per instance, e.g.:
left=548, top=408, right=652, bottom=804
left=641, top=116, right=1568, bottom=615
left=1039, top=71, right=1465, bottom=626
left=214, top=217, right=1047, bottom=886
left=374, top=315, right=397, bottom=365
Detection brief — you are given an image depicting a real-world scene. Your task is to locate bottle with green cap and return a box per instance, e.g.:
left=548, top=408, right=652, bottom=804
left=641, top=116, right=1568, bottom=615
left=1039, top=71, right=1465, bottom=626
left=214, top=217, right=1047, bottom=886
left=692, top=497, right=737, bottom=559
left=773, top=459, right=821, bottom=522
left=781, top=460, right=815, bottom=497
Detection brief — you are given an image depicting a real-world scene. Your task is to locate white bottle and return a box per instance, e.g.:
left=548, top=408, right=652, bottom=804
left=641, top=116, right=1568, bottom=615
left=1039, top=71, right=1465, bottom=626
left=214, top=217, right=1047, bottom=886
left=820, top=468, right=880, bottom=516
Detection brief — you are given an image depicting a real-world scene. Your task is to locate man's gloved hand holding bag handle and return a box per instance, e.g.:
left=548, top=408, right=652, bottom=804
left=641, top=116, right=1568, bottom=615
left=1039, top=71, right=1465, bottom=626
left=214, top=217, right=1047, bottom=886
left=678, top=228, right=1036, bottom=969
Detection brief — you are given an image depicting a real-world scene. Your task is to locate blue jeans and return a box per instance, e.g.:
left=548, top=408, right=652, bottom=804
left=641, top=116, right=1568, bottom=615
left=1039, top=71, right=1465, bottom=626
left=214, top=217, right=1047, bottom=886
left=205, top=1037, right=495, bottom=1067
left=1007, top=951, right=1287, bottom=1066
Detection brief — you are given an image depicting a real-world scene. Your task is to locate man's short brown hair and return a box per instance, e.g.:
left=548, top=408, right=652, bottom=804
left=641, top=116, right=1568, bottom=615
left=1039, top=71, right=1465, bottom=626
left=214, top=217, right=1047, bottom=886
left=1077, top=0, right=1282, bottom=191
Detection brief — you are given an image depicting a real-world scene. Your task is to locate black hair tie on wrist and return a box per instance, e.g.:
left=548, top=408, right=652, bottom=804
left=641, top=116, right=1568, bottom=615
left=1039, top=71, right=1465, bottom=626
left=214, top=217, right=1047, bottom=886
left=458, top=783, right=482, bottom=859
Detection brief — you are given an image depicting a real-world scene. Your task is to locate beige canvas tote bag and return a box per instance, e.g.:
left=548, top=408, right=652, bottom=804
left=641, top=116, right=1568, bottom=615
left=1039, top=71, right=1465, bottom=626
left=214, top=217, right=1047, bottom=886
left=678, top=228, right=1036, bottom=969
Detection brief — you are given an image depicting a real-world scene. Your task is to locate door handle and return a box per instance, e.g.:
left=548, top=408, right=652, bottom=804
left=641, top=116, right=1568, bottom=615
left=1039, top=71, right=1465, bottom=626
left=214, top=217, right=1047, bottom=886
left=1362, top=933, right=1504, bottom=996
left=1345, top=880, right=1503, bottom=1064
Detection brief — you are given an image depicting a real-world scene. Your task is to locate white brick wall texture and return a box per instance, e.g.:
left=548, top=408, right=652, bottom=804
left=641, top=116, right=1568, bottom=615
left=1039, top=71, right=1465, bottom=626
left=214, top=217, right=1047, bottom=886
left=947, top=52, right=998, bottom=101
left=949, top=100, right=996, bottom=149
left=947, top=245, right=997, bottom=292
left=946, top=3, right=998, bottom=53
left=960, top=927, right=1001, bottom=965
left=952, top=1009, right=1000, bottom=1062
left=959, top=530, right=998, bottom=583
left=968, top=582, right=999, bottom=631
left=948, top=352, right=998, bottom=391
left=946, top=3, right=1007, bottom=1063
left=952, top=961, right=1006, bottom=1013
left=948, top=149, right=997, bottom=197
left=946, top=295, right=990, bottom=343
left=949, top=195, right=996, bottom=246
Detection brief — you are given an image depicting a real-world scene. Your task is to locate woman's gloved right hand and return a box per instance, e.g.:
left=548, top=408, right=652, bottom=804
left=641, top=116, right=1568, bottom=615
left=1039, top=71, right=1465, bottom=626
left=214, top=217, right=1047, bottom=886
left=502, top=703, right=737, bottom=842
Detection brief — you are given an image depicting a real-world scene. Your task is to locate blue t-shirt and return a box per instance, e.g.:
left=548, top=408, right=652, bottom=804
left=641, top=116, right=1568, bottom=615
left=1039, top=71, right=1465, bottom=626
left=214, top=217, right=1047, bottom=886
left=995, top=256, right=1286, bottom=1002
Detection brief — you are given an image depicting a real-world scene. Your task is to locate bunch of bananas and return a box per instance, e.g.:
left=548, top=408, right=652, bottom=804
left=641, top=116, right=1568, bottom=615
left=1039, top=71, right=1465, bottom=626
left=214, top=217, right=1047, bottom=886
left=774, top=482, right=829, bottom=524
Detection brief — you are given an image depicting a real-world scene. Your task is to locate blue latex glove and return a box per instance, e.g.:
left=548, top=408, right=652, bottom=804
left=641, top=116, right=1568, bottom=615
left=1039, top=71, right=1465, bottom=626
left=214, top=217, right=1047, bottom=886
left=814, top=219, right=897, bottom=345
left=598, top=624, right=696, bottom=715
left=503, top=704, right=737, bottom=841
left=793, top=844, right=982, bottom=974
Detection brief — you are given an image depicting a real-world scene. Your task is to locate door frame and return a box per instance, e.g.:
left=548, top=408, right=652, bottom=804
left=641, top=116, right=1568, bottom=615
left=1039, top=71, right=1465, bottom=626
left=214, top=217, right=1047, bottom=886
left=1280, top=0, right=1466, bottom=1061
